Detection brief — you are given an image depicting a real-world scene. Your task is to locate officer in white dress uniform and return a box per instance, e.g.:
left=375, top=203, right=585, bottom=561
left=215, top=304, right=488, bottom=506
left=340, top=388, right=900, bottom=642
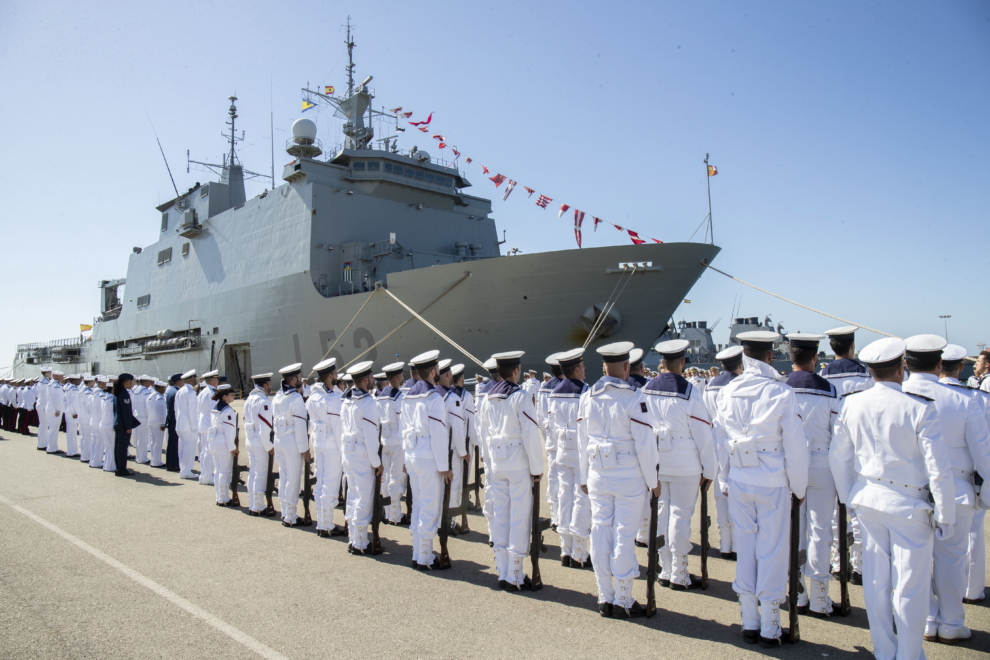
left=175, top=369, right=200, bottom=479
left=477, top=351, right=544, bottom=589
left=577, top=342, right=659, bottom=617
left=547, top=348, right=591, bottom=568
left=147, top=381, right=167, bottom=467
left=783, top=334, right=843, bottom=617
left=35, top=369, right=52, bottom=450
left=131, top=376, right=153, bottom=463
left=77, top=376, right=96, bottom=462
left=242, top=373, right=275, bottom=515
left=450, top=363, right=479, bottom=523
left=272, top=363, right=311, bottom=526
left=967, top=349, right=990, bottom=392
left=376, top=362, right=407, bottom=525
left=437, top=359, right=469, bottom=526
left=197, top=370, right=220, bottom=485
left=340, top=361, right=383, bottom=554
left=643, top=339, right=716, bottom=590
left=401, top=350, right=452, bottom=569
left=62, top=375, right=82, bottom=457
left=537, top=354, right=562, bottom=529
left=45, top=371, right=66, bottom=454
left=704, top=345, right=744, bottom=558
left=830, top=337, right=955, bottom=660
left=88, top=377, right=107, bottom=468
left=896, top=336, right=990, bottom=645
left=714, top=331, right=809, bottom=645
left=307, top=359, right=347, bottom=537
left=99, top=376, right=117, bottom=472
left=208, top=384, right=239, bottom=506
left=522, top=370, right=542, bottom=398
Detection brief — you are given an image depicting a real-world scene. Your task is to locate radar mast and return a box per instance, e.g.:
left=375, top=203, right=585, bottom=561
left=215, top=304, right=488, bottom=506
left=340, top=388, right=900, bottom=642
left=188, top=96, right=267, bottom=206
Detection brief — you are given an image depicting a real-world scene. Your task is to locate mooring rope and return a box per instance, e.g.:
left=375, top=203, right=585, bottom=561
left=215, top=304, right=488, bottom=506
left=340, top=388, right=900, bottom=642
left=583, top=264, right=638, bottom=349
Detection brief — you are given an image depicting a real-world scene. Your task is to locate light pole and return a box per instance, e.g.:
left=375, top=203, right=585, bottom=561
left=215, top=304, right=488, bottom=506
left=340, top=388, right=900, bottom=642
left=939, top=315, right=951, bottom=342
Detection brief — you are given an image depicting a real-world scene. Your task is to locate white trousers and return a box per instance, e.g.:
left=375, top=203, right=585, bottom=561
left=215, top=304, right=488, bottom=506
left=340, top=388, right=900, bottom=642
left=449, top=453, right=467, bottom=511
left=728, top=480, right=790, bottom=603
left=381, top=444, right=405, bottom=522
left=343, top=450, right=375, bottom=549
left=37, top=411, right=50, bottom=449
left=800, top=484, right=837, bottom=584
left=149, top=425, right=165, bottom=467
left=79, top=423, right=93, bottom=462
left=857, top=506, right=933, bottom=660
left=315, top=444, right=343, bottom=531
left=64, top=415, right=79, bottom=456
left=198, top=431, right=215, bottom=484
left=178, top=431, right=198, bottom=478
left=88, top=427, right=106, bottom=468
left=714, top=484, right=734, bottom=552
left=658, top=477, right=700, bottom=586
left=557, top=464, right=591, bottom=562
left=246, top=445, right=270, bottom=512
left=832, top=501, right=863, bottom=573
left=101, top=428, right=117, bottom=472
left=211, top=446, right=233, bottom=504
left=928, top=502, right=974, bottom=633
left=546, top=448, right=560, bottom=525
left=588, top=467, right=647, bottom=606
left=407, top=454, right=442, bottom=566
left=967, top=509, right=986, bottom=601
left=482, top=454, right=495, bottom=530
left=490, top=466, right=533, bottom=584
left=45, top=413, right=62, bottom=452
left=133, top=421, right=148, bottom=463
left=275, top=446, right=303, bottom=523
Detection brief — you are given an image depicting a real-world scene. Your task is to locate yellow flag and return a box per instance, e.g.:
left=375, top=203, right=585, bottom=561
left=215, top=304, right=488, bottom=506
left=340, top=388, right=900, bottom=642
left=301, top=99, right=316, bottom=112
left=80, top=324, right=93, bottom=332
left=707, top=165, right=718, bottom=176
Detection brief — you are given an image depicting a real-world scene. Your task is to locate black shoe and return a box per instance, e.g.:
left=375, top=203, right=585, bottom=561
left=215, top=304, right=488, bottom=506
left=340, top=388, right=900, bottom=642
left=414, top=559, right=441, bottom=571
left=658, top=577, right=671, bottom=587
left=489, top=541, right=494, bottom=547
left=317, top=529, right=331, bottom=538
left=247, top=511, right=262, bottom=517
left=807, top=603, right=843, bottom=619
left=329, top=525, right=347, bottom=537
left=611, top=601, right=646, bottom=618
left=166, top=467, right=181, bottom=473
left=347, top=544, right=367, bottom=555
left=453, top=523, right=468, bottom=535
left=398, top=514, right=411, bottom=526
left=36, top=446, right=46, bottom=450
left=742, top=629, right=760, bottom=644
left=831, top=568, right=841, bottom=579
left=634, top=539, right=648, bottom=548
left=721, top=552, right=737, bottom=560
left=48, top=450, right=65, bottom=455
left=760, top=629, right=792, bottom=648
left=598, top=602, right=613, bottom=617
left=411, top=561, right=420, bottom=569
left=796, top=605, right=808, bottom=615
left=850, top=572, right=862, bottom=585
left=572, top=558, right=593, bottom=570
left=298, top=519, right=313, bottom=527
left=550, top=523, right=557, bottom=532
left=670, top=574, right=703, bottom=590
left=561, top=555, right=572, bottom=568
left=282, top=520, right=301, bottom=528
left=114, top=471, right=133, bottom=477
left=66, top=453, right=80, bottom=458
left=963, top=597, right=985, bottom=605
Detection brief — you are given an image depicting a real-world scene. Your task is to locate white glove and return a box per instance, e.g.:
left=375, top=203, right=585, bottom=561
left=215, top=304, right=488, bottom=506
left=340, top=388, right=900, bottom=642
left=935, top=522, right=953, bottom=540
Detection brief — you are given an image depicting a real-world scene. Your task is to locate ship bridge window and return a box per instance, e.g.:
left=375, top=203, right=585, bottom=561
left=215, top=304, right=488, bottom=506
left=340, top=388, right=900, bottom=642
left=415, top=170, right=425, bottom=181
left=137, top=295, right=151, bottom=308
left=367, top=161, right=380, bottom=171
left=160, top=213, right=168, bottom=233
left=353, top=161, right=366, bottom=171
left=157, top=247, right=172, bottom=265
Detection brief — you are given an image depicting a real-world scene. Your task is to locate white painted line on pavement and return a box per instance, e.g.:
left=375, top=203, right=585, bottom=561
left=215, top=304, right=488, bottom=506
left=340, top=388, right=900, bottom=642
left=0, top=493, right=289, bottom=660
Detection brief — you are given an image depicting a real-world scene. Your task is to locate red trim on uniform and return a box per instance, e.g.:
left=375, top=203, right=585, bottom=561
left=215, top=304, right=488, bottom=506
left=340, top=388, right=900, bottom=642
left=630, top=418, right=652, bottom=428
left=523, top=412, right=538, bottom=426
left=690, top=415, right=711, bottom=426
left=428, top=416, right=447, bottom=427
left=293, top=415, right=307, bottom=421
left=448, top=412, right=464, bottom=421
left=224, top=421, right=235, bottom=427
left=363, top=417, right=378, bottom=427
left=257, top=415, right=272, bottom=429
left=328, top=412, right=340, bottom=417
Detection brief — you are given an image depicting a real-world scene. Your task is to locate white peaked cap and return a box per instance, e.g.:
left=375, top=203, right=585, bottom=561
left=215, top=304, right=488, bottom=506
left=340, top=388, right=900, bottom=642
left=941, top=344, right=967, bottom=362
left=451, top=363, right=465, bottom=376
left=382, top=361, right=405, bottom=375
left=715, top=345, right=744, bottom=361
left=596, top=341, right=634, bottom=362
left=346, top=361, right=375, bottom=377
left=904, top=334, right=947, bottom=353
left=654, top=339, right=690, bottom=357
left=483, top=357, right=498, bottom=370
left=410, top=350, right=440, bottom=366
left=313, top=358, right=337, bottom=372
left=545, top=353, right=561, bottom=366
left=154, top=380, right=167, bottom=387
left=859, top=338, right=906, bottom=366
left=824, top=325, right=859, bottom=337
left=181, top=369, right=197, bottom=379
left=202, top=370, right=220, bottom=378
left=278, top=363, right=302, bottom=375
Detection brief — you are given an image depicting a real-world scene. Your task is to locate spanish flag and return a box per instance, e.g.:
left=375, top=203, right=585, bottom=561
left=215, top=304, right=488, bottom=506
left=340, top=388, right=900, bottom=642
left=80, top=324, right=93, bottom=332
left=707, top=165, right=718, bottom=176
left=302, top=99, right=316, bottom=112
left=324, top=86, right=335, bottom=95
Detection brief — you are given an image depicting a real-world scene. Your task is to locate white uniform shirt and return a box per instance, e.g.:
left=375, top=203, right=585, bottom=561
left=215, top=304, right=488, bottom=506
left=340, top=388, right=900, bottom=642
left=400, top=381, right=449, bottom=472
left=63, top=383, right=80, bottom=421
left=713, top=357, right=809, bottom=497
left=272, top=385, right=308, bottom=453
left=243, top=386, right=274, bottom=451
left=547, top=378, right=588, bottom=469
left=197, top=385, right=216, bottom=433
left=174, top=384, right=199, bottom=433
left=36, top=377, right=50, bottom=415
left=147, top=391, right=166, bottom=429
left=340, top=388, right=382, bottom=467
left=478, top=380, right=544, bottom=475
left=132, top=385, right=149, bottom=423
left=829, top=380, right=955, bottom=524
left=48, top=380, right=64, bottom=416
left=459, top=387, right=480, bottom=451
left=99, top=390, right=114, bottom=430
left=641, top=373, right=716, bottom=480
left=375, top=385, right=404, bottom=448
left=785, top=371, right=842, bottom=487
left=576, top=376, right=659, bottom=489
left=820, top=358, right=874, bottom=397
left=209, top=403, right=238, bottom=452
left=441, top=385, right=468, bottom=459
left=306, top=383, right=342, bottom=451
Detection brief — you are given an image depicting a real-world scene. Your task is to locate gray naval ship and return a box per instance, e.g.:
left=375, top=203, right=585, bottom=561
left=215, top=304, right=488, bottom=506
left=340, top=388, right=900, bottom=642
left=12, top=46, right=719, bottom=388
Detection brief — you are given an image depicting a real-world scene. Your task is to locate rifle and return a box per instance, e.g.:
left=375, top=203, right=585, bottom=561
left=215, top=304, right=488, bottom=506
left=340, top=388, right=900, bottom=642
left=530, top=477, right=551, bottom=591
left=837, top=502, right=851, bottom=616
left=438, top=426, right=454, bottom=569
left=301, top=458, right=314, bottom=526
left=263, top=428, right=277, bottom=517
left=370, top=427, right=385, bottom=555
left=700, top=480, right=711, bottom=590
left=646, top=488, right=661, bottom=617
left=459, top=434, right=471, bottom=532
left=472, top=446, right=483, bottom=510
left=229, top=424, right=241, bottom=507
left=788, top=494, right=802, bottom=643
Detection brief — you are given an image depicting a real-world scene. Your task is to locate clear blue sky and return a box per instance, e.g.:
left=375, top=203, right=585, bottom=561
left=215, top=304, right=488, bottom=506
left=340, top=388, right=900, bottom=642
left=1, top=0, right=988, bottom=372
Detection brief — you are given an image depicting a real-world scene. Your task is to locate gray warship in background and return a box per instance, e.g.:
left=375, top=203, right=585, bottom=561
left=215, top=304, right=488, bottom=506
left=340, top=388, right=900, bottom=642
left=11, top=39, right=719, bottom=389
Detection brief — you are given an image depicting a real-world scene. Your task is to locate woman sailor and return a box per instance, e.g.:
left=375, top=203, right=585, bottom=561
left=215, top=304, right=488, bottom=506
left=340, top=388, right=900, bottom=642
left=209, top=384, right=239, bottom=506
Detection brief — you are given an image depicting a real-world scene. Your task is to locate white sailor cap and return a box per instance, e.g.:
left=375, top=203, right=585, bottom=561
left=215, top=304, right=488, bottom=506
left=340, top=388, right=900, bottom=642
left=154, top=380, right=167, bottom=387
left=715, top=345, right=744, bottom=361
left=736, top=331, right=779, bottom=350
left=373, top=372, right=386, bottom=380
left=41, top=367, right=52, bottom=373
left=654, top=339, right=690, bottom=359
left=52, top=370, right=64, bottom=376
left=483, top=357, right=498, bottom=371
left=786, top=333, right=825, bottom=349
left=596, top=341, right=634, bottom=363
left=215, top=384, right=233, bottom=393
left=313, top=358, right=337, bottom=373
left=139, top=374, right=154, bottom=381
left=107, top=375, right=117, bottom=380
left=278, top=363, right=302, bottom=376
left=493, top=351, right=524, bottom=367
left=824, top=325, right=859, bottom=338
left=543, top=372, right=551, bottom=378
left=97, top=376, right=109, bottom=384
left=181, top=369, right=197, bottom=379
left=438, top=358, right=452, bottom=375
left=346, top=361, right=375, bottom=379
left=904, top=334, right=947, bottom=355
left=410, top=350, right=440, bottom=368
left=556, top=348, right=585, bottom=368
left=545, top=353, right=561, bottom=366
left=382, top=361, right=405, bottom=376
left=941, top=344, right=967, bottom=364
left=202, top=369, right=219, bottom=378
left=342, top=374, right=354, bottom=383
left=252, top=372, right=273, bottom=381
left=859, top=337, right=906, bottom=368
left=629, top=348, right=645, bottom=366
left=451, top=363, right=465, bottom=377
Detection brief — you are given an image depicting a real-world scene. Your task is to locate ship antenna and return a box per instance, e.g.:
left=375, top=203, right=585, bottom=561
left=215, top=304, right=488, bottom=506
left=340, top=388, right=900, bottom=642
left=344, top=16, right=355, bottom=96
left=146, top=111, right=179, bottom=198
left=225, top=96, right=240, bottom=167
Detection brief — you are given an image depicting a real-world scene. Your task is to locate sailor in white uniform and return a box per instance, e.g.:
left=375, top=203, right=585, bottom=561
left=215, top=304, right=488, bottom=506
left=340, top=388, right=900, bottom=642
left=147, top=381, right=167, bottom=467
left=376, top=362, right=407, bottom=525
left=478, top=351, right=544, bottom=589
left=642, top=339, right=716, bottom=590
left=401, top=350, right=451, bottom=569
left=522, top=370, right=542, bottom=399
left=897, top=336, right=990, bottom=645
left=99, top=376, right=117, bottom=472
left=714, top=331, right=809, bottom=645
left=436, top=359, right=468, bottom=529
left=703, top=345, right=744, bottom=558
left=548, top=348, right=591, bottom=568
left=967, top=349, right=990, bottom=392
left=537, top=353, right=562, bottom=529
left=175, top=369, right=200, bottom=479
left=197, top=370, right=220, bottom=485
left=35, top=368, right=51, bottom=450
left=830, top=337, right=955, bottom=660
left=307, top=359, right=347, bottom=537
left=450, top=363, right=479, bottom=524
left=208, top=384, right=239, bottom=506
left=62, top=375, right=82, bottom=457
left=131, top=376, right=154, bottom=463
left=243, top=373, right=275, bottom=516
left=88, top=377, right=107, bottom=468
left=340, top=361, right=383, bottom=554
left=78, top=376, right=97, bottom=463
left=273, top=363, right=311, bottom=526
left=577, top=341, right=659, bottom=616
left=784, top=334, right=843, bottom=617
left=45, top=371, right=65, bottom=454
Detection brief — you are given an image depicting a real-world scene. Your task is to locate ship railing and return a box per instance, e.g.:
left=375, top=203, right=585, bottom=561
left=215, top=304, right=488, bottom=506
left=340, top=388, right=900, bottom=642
left=101, top=307, right=122, bottom=322
left=17, top=337, right=85, bottom=352
left=327, top=143, right=461, bottom=173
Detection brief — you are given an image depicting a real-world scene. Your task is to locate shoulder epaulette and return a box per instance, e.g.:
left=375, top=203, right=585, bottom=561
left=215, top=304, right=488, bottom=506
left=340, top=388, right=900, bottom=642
left=905, top=392, right=934, bottom=402
left=840, top=389, right=866, bottom=398
left=942, top=382, right=973, bottom=390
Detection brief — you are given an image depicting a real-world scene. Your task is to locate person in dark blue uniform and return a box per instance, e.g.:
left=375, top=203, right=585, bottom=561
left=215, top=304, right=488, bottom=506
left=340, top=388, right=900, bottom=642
left=112, top=373, right=140, bottom=477
left=164, top=374, right=182, bottom=472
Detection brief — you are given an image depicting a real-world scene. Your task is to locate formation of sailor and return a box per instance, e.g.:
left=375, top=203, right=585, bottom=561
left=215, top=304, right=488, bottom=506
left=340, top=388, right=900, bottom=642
left=537, top=353, right=563, bottom=531
left=437, top=359, right=469, bottom=534
left=272, top=363, right=311, bottom=526
left=175, top=370, right=200, bottom=479
left=243, top=372, right=275, bottom=515
left=197, top=370, right=220, bottom=485
left=340, top=360, right=384, bottom=554
left=703, top=345, right=744, bottom=558
left=376, top=361, right=408, bottom=526
left=208, top=384, right=239, bottom=505
left=306, top=359, right=347, bottom=536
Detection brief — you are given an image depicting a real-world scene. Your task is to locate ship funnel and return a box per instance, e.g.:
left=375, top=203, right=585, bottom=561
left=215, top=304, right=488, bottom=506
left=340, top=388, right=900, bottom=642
left=287, top=118, right=323, bottom=158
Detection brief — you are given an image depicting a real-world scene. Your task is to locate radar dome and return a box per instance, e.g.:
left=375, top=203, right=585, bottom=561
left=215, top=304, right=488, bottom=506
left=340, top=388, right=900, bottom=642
left=292, top=118, right=318, bottom=141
